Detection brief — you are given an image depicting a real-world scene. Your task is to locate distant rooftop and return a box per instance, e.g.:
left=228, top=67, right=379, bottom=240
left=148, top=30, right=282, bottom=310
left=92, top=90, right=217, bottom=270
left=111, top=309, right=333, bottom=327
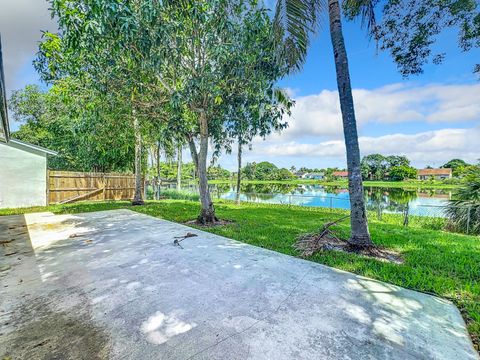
left=417, top=168, right=452, bottom=176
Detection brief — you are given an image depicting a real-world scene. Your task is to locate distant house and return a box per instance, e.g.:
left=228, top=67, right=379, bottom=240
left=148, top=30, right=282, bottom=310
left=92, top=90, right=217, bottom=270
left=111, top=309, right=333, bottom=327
left=302, top=172, right=324, bottom=180
left=295, top=171, right=306, bottom=178
left=417, top=168, right=452, bottom=180
left=0, top=39, right=57, bottom=208
left=332, top=171, right=348, bottom=179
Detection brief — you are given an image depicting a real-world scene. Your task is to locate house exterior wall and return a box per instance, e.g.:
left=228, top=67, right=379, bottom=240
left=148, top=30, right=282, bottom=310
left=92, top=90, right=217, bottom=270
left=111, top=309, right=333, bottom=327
left=417, top=174, right=451, bottom=181
left=0, top=142, right=48, bottom=208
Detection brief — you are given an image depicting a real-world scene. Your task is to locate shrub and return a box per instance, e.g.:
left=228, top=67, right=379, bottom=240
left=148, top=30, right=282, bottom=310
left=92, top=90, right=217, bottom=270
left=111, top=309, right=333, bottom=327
left=445, top=169, right=480, bottom=234
left=161, top=189, right=200, bottom=202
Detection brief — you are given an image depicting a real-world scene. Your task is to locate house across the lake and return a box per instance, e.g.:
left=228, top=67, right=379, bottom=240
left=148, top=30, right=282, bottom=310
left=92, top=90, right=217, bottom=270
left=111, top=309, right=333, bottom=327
left=332, top=171, right=348, bottom=179
left=302, top=172, right=324, bottom=180
left=417, top=168, right=452, bottom=180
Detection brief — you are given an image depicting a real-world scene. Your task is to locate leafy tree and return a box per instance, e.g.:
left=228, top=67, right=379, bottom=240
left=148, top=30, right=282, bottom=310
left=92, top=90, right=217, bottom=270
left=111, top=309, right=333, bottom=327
left=373, top=0, right=480, bottom=76
left=389, top=165, right=417, bottom=181
left=442, top=159, right=472, bottom=177
left=361, top=154, right=388, bottom=180
left=159, top=0, right=290, bottom=223
left=207, top=165, right=231, bottom=180
left=243, top=162, right=257, bottom=180
left=253, top=162, right=279, bottom=180
left=386, top=155, right=410, bottom=168
left=275, top=168, right=296, bottom=180
left=9, top=82, right=135, bottom=172
left=36, top=0, right=171, bottom=206
left=275, top=0, right=376, bottom=247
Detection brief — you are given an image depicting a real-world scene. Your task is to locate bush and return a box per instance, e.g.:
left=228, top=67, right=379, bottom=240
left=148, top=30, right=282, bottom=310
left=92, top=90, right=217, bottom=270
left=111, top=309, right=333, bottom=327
left=445, top=169, right=480, bottom=234
left=161, top=189, right=200, bottom=202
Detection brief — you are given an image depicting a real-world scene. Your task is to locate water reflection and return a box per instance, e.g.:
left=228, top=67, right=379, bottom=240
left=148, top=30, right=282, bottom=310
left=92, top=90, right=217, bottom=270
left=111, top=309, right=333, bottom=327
left=159, top=183, right=451, bottom=217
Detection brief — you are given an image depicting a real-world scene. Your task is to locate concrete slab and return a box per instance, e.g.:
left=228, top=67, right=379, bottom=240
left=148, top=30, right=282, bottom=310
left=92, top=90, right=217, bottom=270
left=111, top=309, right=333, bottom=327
left=0, top=209, right=477, bottom=359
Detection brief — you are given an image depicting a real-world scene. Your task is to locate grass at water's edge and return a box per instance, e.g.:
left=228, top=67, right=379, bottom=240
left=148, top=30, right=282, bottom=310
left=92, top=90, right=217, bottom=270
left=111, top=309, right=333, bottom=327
left=1, top=199, right=478, bottom=351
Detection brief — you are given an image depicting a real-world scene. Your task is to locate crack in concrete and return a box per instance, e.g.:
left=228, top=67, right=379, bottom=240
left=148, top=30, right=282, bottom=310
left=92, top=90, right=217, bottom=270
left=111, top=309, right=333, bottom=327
left=185, top=269, right=312, bottom=360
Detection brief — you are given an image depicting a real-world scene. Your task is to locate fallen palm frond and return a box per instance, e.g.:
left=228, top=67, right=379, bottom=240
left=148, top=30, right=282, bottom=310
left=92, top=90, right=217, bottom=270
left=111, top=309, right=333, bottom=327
left=294, top=215, right=349, bottom=257
left=294, top=215, right=403, bottom=263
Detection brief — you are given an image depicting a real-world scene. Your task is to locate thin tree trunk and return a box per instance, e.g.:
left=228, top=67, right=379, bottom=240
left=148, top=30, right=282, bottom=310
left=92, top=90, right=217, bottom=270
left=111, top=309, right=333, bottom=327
left=156, top=141, right=161, bottom=200
left=132, top=113, right=144, bottom=205
left=328, top=0, right=372, bottom=247
left=236, top=139, right=242, bottom=205
left=176, top=144, right=182, bottom=191
left=189, top=115, right=217, bottom=224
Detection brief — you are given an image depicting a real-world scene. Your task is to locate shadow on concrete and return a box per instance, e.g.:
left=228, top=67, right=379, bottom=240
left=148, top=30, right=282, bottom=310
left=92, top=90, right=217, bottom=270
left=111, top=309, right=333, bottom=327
left=0, top=213, right=111, bottom=360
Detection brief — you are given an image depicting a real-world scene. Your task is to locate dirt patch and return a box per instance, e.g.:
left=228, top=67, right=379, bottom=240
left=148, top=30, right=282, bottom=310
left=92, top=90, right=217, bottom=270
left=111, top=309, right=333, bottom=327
left=294, top=218, right=403, bottom=264
left=1, top=297, right=110, bottom=360
left=185, top=219, right=235, bottom=227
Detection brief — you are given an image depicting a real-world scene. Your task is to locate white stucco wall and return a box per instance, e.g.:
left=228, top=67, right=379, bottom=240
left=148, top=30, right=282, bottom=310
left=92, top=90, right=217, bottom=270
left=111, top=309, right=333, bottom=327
left=0, top=142, right=48, bottom=208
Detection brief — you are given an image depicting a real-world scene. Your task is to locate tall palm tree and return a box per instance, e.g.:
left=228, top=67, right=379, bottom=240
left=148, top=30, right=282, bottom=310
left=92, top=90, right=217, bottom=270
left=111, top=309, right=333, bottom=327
left=275, top=0, right=375, bottom=247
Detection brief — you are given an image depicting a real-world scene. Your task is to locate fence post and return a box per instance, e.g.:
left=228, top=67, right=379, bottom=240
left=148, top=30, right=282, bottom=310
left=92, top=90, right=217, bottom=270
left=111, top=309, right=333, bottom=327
left=466, top=205, right=471, bottom=235
left=403, top=204, right=409, bottom=226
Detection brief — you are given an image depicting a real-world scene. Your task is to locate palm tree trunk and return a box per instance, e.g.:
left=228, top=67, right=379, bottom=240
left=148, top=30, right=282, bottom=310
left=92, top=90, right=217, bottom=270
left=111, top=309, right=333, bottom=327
left=328, top=0, right=372, bottom=247
left=176, top=144, right=182, bottom=191
left=132, top=113, right=144, bottom=206
left=236, top=139, right=242, bottom=205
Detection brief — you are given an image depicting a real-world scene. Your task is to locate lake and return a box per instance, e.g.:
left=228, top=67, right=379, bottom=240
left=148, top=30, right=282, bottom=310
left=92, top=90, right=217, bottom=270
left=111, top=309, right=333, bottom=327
left=160, top=183, right=451, bottom=218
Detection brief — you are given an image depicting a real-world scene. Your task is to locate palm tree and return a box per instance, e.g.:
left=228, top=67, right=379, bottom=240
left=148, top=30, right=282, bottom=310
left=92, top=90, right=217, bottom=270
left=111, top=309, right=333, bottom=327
left=275, top=0, right=374, bottom=247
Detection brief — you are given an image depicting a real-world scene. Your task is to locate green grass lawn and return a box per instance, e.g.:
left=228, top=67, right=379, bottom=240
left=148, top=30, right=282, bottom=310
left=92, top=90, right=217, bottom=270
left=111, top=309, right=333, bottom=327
left=208, top=179, right=460, bottom=189
left=1, top=199, right=478, bottom=351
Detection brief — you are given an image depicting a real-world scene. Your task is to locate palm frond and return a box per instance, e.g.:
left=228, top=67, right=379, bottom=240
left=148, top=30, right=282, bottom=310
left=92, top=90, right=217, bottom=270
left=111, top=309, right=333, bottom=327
left=274, top=0, right=324, bottom=71
left=444, top=169, right=480, bottom=234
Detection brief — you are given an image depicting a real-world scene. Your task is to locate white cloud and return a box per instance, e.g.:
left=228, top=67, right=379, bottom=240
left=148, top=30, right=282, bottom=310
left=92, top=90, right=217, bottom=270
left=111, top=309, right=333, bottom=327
left=253, top=127, right=480, bottom=167
left=283, top=83, right=480, bottom=139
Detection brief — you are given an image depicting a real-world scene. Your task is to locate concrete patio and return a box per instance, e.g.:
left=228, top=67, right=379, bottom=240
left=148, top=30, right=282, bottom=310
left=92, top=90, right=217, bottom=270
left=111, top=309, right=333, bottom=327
left=0, top=209, right=477, bottom=359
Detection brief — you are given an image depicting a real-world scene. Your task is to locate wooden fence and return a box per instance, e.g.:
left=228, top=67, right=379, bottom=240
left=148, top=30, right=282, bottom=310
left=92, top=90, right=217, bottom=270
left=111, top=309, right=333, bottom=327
left=48, top=171, right=137, bottom=204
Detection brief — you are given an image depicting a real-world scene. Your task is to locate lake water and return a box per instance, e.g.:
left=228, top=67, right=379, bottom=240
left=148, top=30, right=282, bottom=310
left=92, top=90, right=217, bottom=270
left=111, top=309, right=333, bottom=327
left=160, top=183, right=451, bottom=218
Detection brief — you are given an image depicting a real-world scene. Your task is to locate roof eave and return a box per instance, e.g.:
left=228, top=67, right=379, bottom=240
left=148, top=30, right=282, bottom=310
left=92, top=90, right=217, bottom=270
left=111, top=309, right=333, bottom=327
left=9, top=139, right=58, bottom=156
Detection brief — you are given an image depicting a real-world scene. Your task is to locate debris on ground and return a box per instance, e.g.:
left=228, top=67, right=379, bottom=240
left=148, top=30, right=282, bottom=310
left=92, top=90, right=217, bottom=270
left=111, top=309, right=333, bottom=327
left=173, top=233, right=198, bottom=249
left=294, top=216, right=403, bottom=264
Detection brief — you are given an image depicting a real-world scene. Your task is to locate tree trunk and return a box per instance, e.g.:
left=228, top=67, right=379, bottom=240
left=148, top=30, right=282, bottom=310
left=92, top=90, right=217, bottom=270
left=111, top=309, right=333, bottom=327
left=132, top=113, right=144, bottom=206
left=189, top=114, right=217, bottom=224
left=236, top=139, right=242, bottom=205
left=155, top=141, right=161, bottom=200
left=328, top=0, right=372, bottom=247
left=176, top=144, right=182, bottom=191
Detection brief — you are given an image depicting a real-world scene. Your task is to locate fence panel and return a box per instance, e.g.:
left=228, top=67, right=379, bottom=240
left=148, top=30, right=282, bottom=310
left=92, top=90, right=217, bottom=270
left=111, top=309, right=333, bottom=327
left=48, top=171, right=136, bottom=204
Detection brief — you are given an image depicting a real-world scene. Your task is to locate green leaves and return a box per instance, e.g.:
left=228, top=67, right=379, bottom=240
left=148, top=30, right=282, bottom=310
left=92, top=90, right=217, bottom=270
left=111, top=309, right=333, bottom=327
left=376, top=0, right=480, bottom=76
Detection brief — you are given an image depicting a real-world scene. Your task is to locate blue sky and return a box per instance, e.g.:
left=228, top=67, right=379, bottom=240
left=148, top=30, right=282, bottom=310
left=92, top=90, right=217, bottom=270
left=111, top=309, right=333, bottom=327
left=1, top=1, right=479, bottom=170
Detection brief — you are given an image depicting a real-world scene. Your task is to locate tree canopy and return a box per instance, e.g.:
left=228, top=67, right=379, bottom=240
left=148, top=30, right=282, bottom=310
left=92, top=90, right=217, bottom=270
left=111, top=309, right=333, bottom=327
left=9, top=82, right=135, bottom=172
left=34, top=0, right=291, bottom=222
